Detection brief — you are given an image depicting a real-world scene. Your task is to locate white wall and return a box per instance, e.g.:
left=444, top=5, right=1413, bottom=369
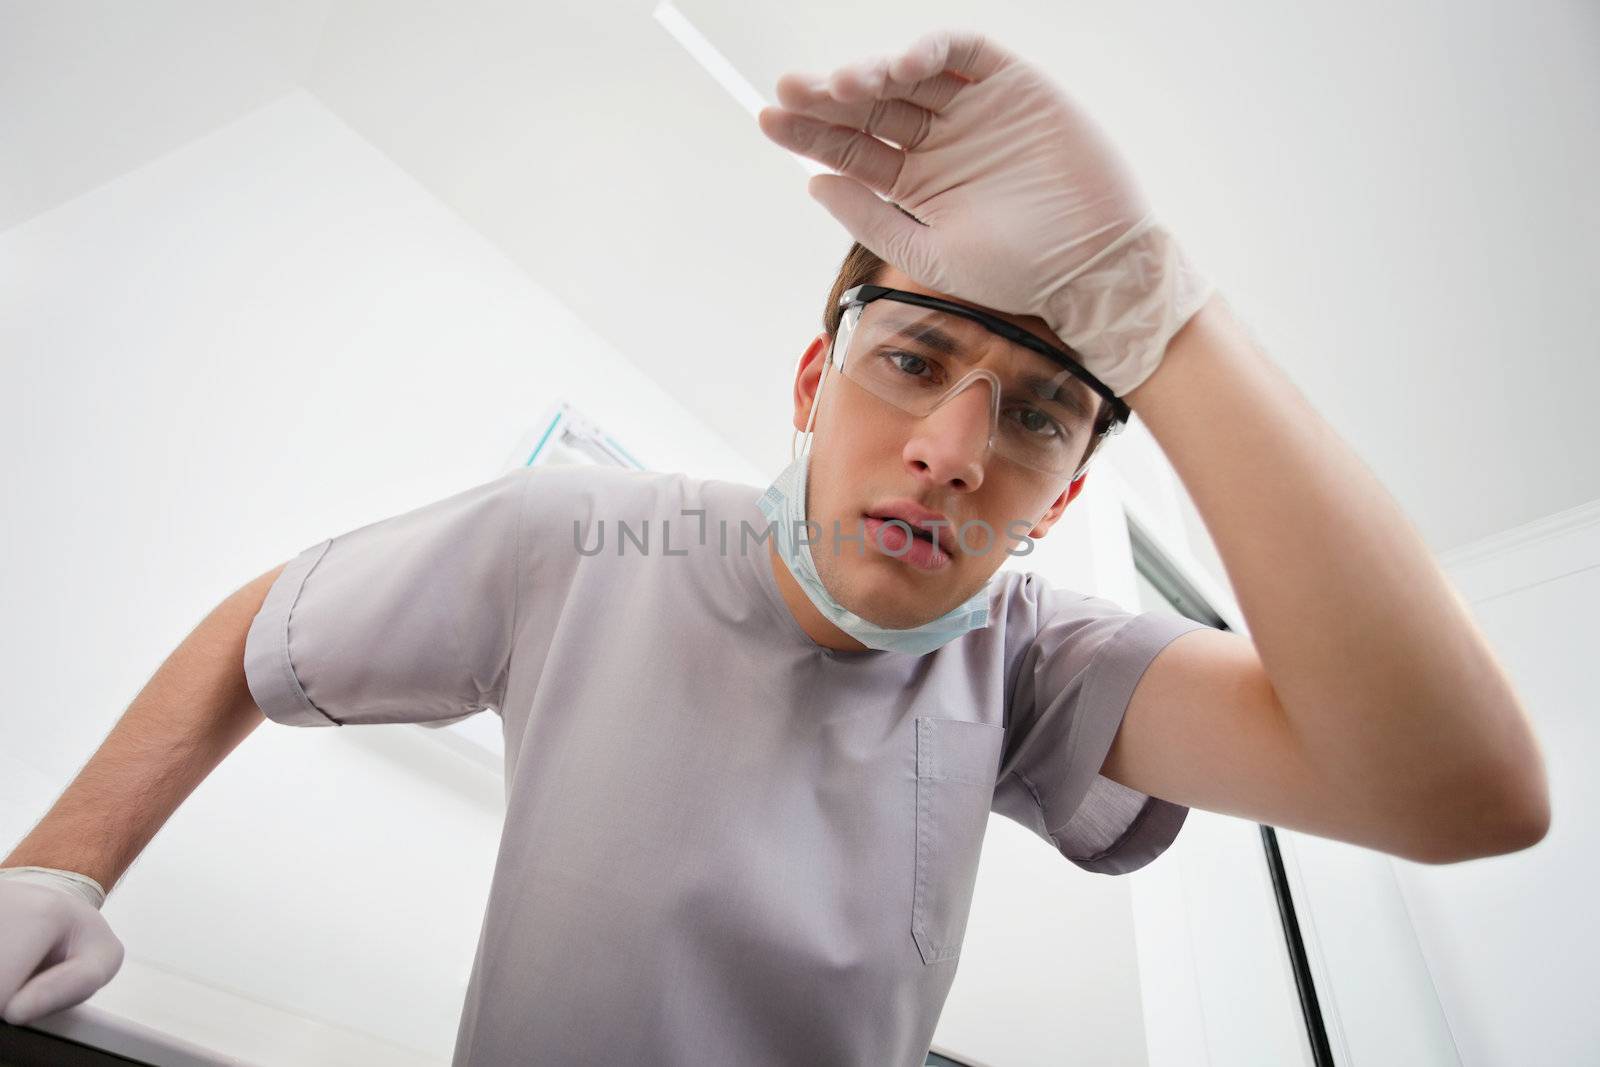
left=1173, top=486, right=1599, bottom=1066
left=1394, top=504, right=1598, bottom=1066
left=0, top=90, right=762, bottom=1064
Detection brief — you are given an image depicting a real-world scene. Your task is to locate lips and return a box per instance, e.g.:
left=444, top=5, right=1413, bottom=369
left=864, top=498, right=957, bottom=554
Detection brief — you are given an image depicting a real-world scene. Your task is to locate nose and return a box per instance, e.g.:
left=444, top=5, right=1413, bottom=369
left=902, top=376, right=992, bottom=493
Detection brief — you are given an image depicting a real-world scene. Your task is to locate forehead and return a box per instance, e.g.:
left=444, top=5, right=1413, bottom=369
left=859, top=266, right=1098, bottom=415
left=870, top=263, right=1064, bottom=353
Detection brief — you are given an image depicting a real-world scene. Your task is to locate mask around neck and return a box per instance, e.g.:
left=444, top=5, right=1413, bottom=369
left=756, top=445, right=992, bottom=656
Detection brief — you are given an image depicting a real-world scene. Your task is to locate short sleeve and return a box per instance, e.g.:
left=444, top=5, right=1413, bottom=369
left=992, top=575, right=1212, bottom=874
left=243, top=467, right=535, bottom=727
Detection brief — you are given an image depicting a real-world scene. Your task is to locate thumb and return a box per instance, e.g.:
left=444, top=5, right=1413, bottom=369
left=807, top=174, right=931, bottom=279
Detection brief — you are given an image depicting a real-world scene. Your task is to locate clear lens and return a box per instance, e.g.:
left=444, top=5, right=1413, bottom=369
left=834, top=298, right=1102, bottom=477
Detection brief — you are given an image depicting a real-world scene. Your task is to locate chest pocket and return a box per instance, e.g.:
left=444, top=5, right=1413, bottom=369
left=912, top=716, right=1005, bottom=965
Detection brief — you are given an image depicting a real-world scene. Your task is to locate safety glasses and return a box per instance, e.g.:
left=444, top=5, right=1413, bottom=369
left=828, top=284, right=1128, bottom=481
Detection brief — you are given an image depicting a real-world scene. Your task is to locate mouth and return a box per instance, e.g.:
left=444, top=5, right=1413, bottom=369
left=862, top=499, right=957, bottom=555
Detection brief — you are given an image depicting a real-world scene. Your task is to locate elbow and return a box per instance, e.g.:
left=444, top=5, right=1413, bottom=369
left=1481, top=736, right=1554, bottom=858
left=1427, top=805, right=1549, bottom=865
left=1490, top=779, right=1552, bottom=857
left=1403, top=762, right=1552, bottom=865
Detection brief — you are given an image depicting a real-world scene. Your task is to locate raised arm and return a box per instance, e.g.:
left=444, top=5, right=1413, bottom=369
left=755, top=27, right=1549, bottom=862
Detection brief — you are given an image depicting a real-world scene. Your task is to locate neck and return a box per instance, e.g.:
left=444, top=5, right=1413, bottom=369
left=765, top=535, right=873, bottom=653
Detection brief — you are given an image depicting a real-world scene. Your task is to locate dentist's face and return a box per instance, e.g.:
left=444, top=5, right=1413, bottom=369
left=790, top=263, right=1091, bottom=630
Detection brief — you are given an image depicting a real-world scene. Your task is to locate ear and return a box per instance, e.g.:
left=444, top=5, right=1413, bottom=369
left=792, top=333, right=831, bottom=433
left=1027, top=470, right=1089, bottom=537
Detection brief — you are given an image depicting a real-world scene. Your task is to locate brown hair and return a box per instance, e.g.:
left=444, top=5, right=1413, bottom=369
left=820, top=240, right=1115, bottom=476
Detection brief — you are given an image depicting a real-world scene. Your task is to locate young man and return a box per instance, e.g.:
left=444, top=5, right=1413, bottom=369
left=2, top=28, right=1549, bottom=1067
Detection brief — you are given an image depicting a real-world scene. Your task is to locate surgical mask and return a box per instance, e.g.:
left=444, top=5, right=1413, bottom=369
left=756, top=439, right=992, bottom=657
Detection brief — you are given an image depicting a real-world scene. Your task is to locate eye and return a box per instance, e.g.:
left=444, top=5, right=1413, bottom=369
left=882, top=350, right=944, bottom=383
left=1005, top=405, right=1067, bottom=438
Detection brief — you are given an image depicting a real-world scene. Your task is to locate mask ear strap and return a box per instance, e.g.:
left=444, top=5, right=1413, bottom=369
left=793, top=349, right=832, bottom=460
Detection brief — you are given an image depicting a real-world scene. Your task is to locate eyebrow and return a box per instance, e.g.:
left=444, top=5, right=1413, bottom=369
left=881, top=322, right=1095, bottom=419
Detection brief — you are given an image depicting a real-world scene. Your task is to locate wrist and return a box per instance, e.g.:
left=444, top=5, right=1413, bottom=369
left=0, top=865, right=108, bottom=910
left=1042, top=214, right=1212, bottom=398
left=1122, top=289, right=1226, bottom=411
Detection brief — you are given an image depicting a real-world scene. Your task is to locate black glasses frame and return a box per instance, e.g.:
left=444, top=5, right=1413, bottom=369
left=837, top=284, right=1132, bottom=433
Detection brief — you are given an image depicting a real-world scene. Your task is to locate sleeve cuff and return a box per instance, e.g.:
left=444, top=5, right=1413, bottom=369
left=243, top=539, right=340, bottom=727
left=1066, top=611, right=1211, bottom=874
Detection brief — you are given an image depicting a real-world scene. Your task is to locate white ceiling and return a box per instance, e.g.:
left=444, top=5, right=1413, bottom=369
left=6, top=0, right=1598, bottom=555
left=0, top=0, right=329, bottom=230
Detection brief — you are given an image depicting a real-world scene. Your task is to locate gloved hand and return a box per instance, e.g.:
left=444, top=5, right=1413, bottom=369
left=0, top=868, right=124, bottom=1026
left=756, top=27, right=1212, bottom=397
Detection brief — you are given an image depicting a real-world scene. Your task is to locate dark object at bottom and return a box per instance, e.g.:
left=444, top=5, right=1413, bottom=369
left=0, top=1020, right=155, bottom=1066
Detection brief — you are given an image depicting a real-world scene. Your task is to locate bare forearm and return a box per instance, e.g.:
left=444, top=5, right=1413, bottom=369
left=3, top=566, right=283, bottom=893
left=1124, top=295, right=1549, bottom=851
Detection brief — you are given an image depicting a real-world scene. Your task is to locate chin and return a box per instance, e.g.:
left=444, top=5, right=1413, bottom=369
left=838, top=557, right=968, bottom=625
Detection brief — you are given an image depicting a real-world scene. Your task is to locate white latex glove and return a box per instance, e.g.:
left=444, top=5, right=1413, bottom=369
left=757, top=28, right=1212, bottom=397
left=0, top=868, right=123, bottom=1026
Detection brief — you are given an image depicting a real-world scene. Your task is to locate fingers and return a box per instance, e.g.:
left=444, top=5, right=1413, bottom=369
left=0, top=920, right=58, bottom=1020
left=819, top=60, right=971, bottom=114
left=756, top=29, right=1015, bottom=198
left=837, top=28, right=1010, bottom=100
left=772, top=73, right=924, bottom=151
left=3, top=941, right=122, bottom=1025
left=756, top=106, right=905, bottom=197
left=757, top=50, right=974, bottom=193
left=0, top=883, right=124, bottom=1026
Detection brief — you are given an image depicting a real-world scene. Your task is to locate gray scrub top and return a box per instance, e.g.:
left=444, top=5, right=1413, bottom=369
left=242, top=463, right=1210, bottom=1066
